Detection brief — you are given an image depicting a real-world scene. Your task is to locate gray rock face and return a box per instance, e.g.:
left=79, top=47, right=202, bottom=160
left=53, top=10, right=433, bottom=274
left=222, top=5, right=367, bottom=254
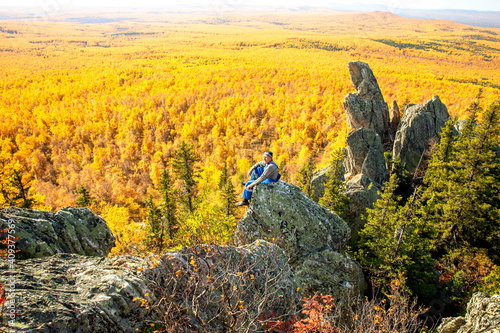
left=344, top=128, right=388, bottom=186
left=437, top=293, right=500, bottom=333
left=389, top=100, right=401, bottom=132
left=438, top=317, right=467, bottom=333
left=1, top=241, right=298, bottom=332
left=340, top=62, right=389, bottom=230
left=344, top=174, right=381, bottom=245
left=310, top=164, right=333, bottom=202
left=347, top=61, right=385, bottom=100
left=0, top=206, right=115, bottom=259
left=393, top=95, right=450, bottom=173
left=310, top=164, right=346, bottom=202
left=233, top=181, right=366, bottom=298
left=343, top=61, right=389, bottom=138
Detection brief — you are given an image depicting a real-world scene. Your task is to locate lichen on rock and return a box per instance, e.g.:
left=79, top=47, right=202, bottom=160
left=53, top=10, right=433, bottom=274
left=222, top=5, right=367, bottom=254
left=393, top=95, right=450, bottom=173
left=437, top=292, right=500, bottom=333
left=0, top=206, right=115, bottom=259
left=1, top=241, right=299, bottom=332
left=233, top=181, right=366, bottom=299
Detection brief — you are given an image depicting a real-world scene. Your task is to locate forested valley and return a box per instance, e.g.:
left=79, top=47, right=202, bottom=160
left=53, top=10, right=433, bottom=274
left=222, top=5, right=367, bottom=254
left=1, top=9, right=499, bottom=326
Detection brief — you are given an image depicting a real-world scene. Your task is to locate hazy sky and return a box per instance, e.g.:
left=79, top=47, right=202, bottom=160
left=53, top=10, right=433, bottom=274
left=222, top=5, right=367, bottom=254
left=8, top=0, right=500, bottom=12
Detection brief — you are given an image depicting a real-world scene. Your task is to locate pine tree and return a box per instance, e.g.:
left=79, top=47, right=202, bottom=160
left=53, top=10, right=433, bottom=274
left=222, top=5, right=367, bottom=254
left=218, top=163, right=237, bottom=217
left=145, top=194, right=163, bottom=252
left=158, top=169, right=178, bottom=247
left=0, top=165, right=37, bottom=209
left=356, top=174, right=435, bottom=295
left=319, top=149, right=349, bottom=219
left=172, top=141, right=200, bottom=213
left=420, top=96, right=500, bottom=262
left=75, top=186, right=93, bottom=208
left=357, top=174, right=402, bottom=287
left=145, top=169, right=179, bottom=253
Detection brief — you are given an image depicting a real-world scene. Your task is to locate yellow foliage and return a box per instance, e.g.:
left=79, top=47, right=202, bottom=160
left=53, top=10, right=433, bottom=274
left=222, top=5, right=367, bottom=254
left=0, top=11, right=498, bottom=246
left=98, top=203, right=145, bottom=255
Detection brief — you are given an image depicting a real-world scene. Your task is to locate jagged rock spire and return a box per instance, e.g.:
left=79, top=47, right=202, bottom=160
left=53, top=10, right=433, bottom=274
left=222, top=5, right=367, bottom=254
left=343, top=61, right=390, bottom=140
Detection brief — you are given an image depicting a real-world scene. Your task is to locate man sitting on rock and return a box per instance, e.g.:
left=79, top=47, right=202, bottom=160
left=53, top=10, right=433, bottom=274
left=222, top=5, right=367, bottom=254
left=236, top=151, right=281, bottom=206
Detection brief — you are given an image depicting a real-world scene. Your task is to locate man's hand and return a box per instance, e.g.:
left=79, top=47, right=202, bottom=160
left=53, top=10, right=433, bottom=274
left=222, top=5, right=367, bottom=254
left=246, top=183, right=254, bottom=190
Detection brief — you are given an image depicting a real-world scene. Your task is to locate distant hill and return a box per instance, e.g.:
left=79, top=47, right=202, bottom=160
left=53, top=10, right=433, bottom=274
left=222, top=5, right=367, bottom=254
left=395, top=9, right=500, bottom=29
left=299, top=3, right=500, bottom=28
left=1, top=4, right=499, bottom=28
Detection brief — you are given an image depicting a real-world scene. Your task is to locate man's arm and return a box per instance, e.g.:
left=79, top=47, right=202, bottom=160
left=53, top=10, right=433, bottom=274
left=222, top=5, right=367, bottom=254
left=249, top=164, right=278, bottom=187
left=247, top=161, right=266, bottom=177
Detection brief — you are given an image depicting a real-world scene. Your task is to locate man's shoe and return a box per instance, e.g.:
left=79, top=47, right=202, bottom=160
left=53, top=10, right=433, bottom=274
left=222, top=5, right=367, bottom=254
left=239, top=181, right=246, bottom=186
left=235, top=199, right=250, bottom=206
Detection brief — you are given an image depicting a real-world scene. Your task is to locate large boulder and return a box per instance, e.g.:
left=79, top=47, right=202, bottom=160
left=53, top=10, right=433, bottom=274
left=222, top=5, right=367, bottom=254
left=233, top=181, right=367, bottom=298
left=437, top=292, right=500, bottom=333
left=393, top=95, right=450, bottom=174
left=1, top=241, right=298, bottom=332
left=343, top=61, right=390, bottom=139
left=0, top=206, right=115, bottom=259
left=344, top=127, right=388, bottom=186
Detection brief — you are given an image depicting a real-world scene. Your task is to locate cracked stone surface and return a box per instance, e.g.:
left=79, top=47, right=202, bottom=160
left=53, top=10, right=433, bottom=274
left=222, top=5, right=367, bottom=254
left=343, top=61, right=389, bottom=138
left=392, top=95, right=450, bottom=173
left=344, top=127, right=388, bottom=186
left=233, top=181, right=367, bottom=298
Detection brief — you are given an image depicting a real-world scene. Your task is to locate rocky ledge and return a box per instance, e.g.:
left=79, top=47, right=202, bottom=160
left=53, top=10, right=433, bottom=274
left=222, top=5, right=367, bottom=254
left=1, top=241, right=298, bottom=332
left=0, top=206, right=115, bottom=259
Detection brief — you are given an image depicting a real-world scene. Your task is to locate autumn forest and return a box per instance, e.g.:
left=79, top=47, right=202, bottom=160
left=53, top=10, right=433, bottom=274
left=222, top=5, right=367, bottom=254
left=1, top=8, right=499, bottom=257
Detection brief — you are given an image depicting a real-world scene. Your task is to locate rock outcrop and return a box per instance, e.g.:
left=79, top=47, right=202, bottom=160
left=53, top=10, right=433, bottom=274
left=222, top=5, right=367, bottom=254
left=233, top=181, right=366, bottom=298
left=313, top=62, right=453, bottom=247
left=343, top=175, right=381, bottom=244
left=437, top=292, right=500, bottom=333
left=309, top=164, right=334, bottom=202
left=0, top=206, right=115, bottom=259
left=393, top=95, right=450, bottom=173
left=344, top=127, right=388, bottom=186
left=389, top=100, right=401, bottom=132
left=1, top=241, right=298, bottom=332
left=338, top=61, right=390, bottom=242
left=343, top=61, right=390, bottom=139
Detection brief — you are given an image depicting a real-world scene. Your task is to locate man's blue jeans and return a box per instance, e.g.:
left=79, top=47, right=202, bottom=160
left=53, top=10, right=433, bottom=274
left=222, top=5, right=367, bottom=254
left=242, top=166, right=278, bottom=200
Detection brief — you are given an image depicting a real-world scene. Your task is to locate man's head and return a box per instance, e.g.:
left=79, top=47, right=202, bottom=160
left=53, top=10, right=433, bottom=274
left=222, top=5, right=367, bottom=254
left=263, top=151, right=273, bottom=163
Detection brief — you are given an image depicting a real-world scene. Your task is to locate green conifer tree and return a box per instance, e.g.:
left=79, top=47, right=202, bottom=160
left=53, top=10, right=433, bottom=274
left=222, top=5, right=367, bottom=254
left=158, top=169, right=178, bottom=247
left=420, top=97, right=500, bottom=262
left=75, top=185, right=93, bottom=208
left=356, top=174, right=435, bottom=295
left=319, top=149, right=349, bottom=219
left=145, top=169, right=179, bottom=253
left=218, top=163, right=237, bottom=217
left=0, top=166, right=37, bottom=209
left=144, top=195, right=163, bottom=252
left=172, top=141, right=200, bottom=213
